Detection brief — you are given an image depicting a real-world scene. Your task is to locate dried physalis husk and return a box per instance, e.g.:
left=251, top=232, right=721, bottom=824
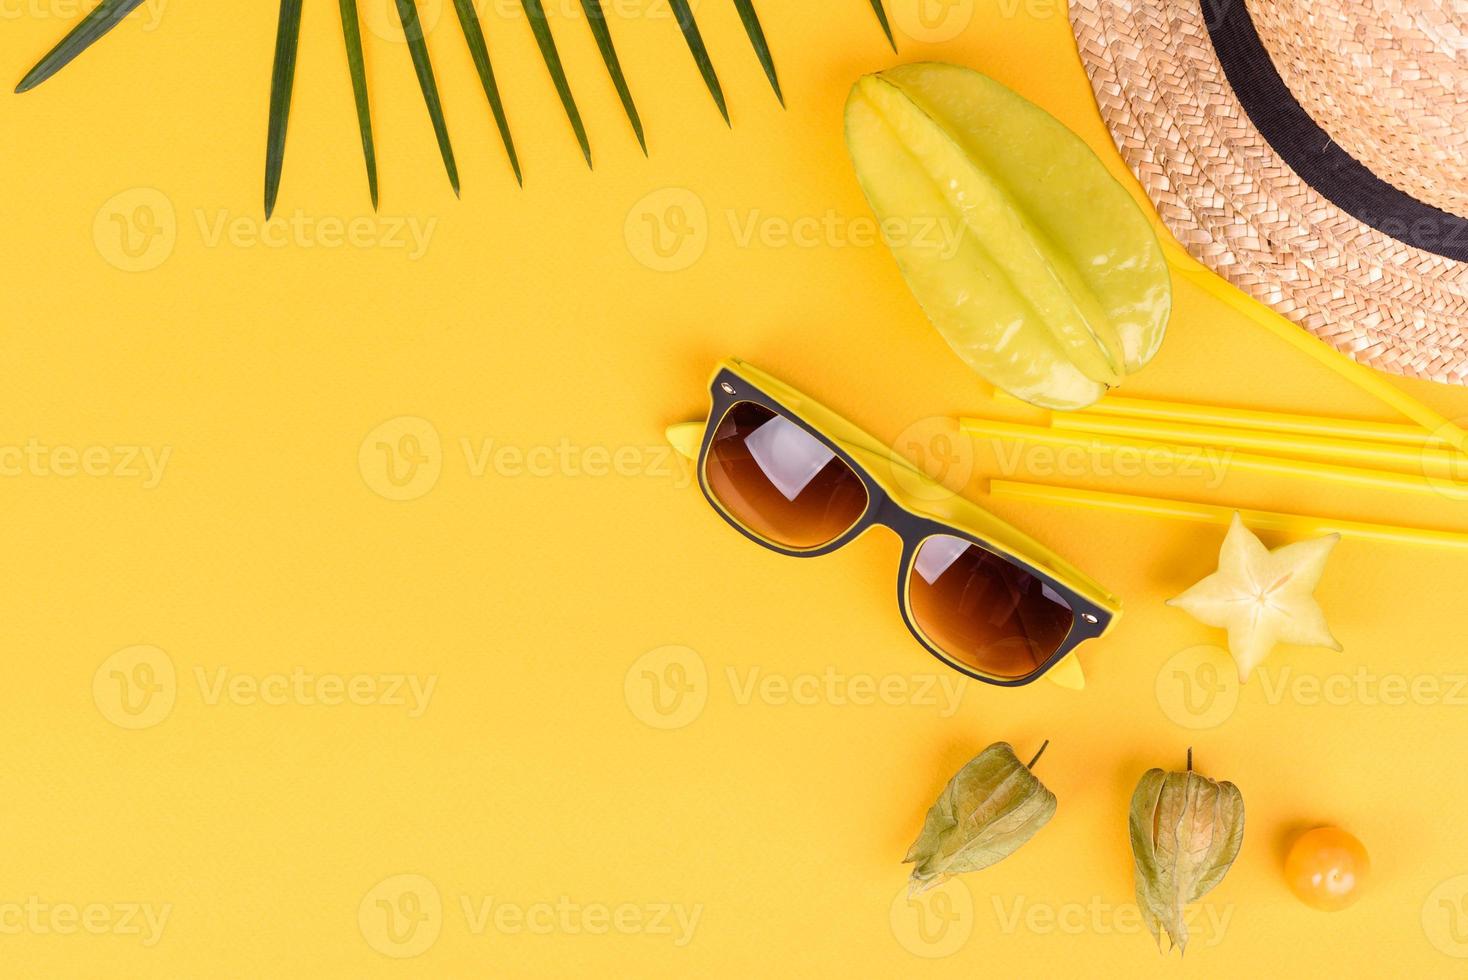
left=904, top=741, right=1056, bottom=894
left=1128, top=750, right=1245, bottom=954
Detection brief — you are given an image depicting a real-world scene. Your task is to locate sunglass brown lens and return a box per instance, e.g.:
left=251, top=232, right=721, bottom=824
left=704, top=402, right=869, bottom=549
left=908, top=535, right=1075, bottom=679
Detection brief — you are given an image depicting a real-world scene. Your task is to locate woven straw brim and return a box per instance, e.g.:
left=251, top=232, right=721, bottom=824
left=1248, top=1, right=1468, bottom=219
left=1070, top=0, right=1468, bottom=385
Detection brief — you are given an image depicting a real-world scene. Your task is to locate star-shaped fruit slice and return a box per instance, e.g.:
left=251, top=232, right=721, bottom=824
left=1168, top=514, right=1341, bottom=681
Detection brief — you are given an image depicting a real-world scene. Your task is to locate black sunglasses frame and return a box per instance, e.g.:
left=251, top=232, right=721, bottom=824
left=693, top=367, right=1113, bottom=687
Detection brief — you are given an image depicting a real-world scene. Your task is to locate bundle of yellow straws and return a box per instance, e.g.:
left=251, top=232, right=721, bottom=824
left=963, top=240, right=1468, bottom=552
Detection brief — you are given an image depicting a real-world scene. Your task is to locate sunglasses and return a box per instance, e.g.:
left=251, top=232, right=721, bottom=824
left=666, top=359, right=1121, bottom=687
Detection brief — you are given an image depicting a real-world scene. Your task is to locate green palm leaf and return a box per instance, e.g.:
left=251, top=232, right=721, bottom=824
left=338, top=0, right=379, bottom=208
left=520, top=0, right=592, bottom=167
left=265, top=0, right=304, bottom=219
left=668, top=0, right=728, bottom=125
left=867, top=0, right=896, bottom=51
left=732, top=0, right=781, bottom=105
left=579, top=0, right=645, bottom=154
left=16, top=0, right=886, bottom=202
left=15, top=0, right=146, bottom=92
left=395, top=0, right=460, bottom=194
left=451, top=0, right=522, bottom=184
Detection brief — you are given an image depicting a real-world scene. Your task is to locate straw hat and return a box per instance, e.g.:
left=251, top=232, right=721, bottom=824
left=1069, top=0, right=1468, bottom=384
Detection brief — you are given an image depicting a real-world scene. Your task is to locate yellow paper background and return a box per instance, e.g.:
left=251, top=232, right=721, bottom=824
left=5, top=0, right=1468, bottom=974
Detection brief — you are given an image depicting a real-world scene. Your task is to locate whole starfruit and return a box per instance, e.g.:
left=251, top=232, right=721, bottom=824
left=844, top=62, right=1172, bottom=410
left=904, top=741, right=1056, bottom=893
left=1128, top=751, right=1245, bottom=953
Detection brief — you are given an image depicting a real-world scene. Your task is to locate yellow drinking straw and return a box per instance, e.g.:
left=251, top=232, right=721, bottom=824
left=989, top=480, right=1468, bottom=551
left=1048, top=413, right=1466, bottom=480
left=1159, top=238, right=1468, bottom=455
left=959, top=418, right=1468, bottom=501
left=994, top=389, right=1443, bottom=448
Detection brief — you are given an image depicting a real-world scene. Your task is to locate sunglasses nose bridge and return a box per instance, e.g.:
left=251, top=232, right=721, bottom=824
left=865, top=495, right=919, bottom=556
